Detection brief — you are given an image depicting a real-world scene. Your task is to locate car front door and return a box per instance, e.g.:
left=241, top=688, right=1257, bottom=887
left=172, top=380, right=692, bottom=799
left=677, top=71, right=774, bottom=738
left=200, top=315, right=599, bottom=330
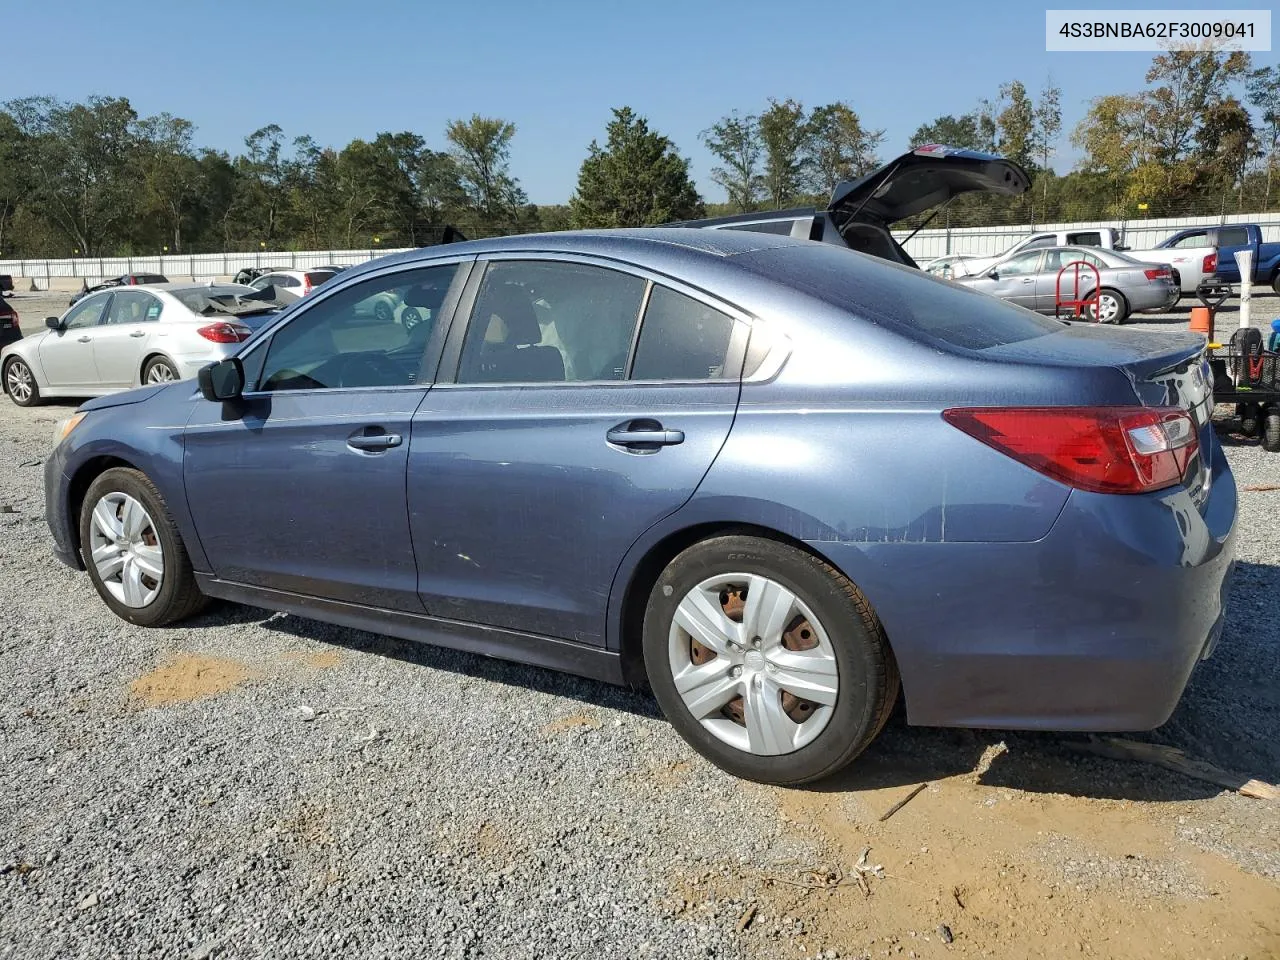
left=969, top=250, right=1044, bottom=309
left=37, top=293, right=113, bottom=389
left=182, top=260, right=469, bottom=611
left=92, top=290, right=162, bottom=388
left=1035, top=248, right=1091, bottom=313
left=407, top=256, right=747, bottom=645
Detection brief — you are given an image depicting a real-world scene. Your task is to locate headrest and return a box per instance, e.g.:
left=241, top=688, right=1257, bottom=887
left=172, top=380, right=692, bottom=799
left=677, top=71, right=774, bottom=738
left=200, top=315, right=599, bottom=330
left=403, top=281, right=447, bottom=310
left=477, top=283, right=540, bottom=345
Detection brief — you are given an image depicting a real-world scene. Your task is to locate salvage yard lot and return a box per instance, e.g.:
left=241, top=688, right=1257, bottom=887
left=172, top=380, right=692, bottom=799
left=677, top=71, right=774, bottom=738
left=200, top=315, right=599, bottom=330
left=1, top=292, right=1278, bottom=960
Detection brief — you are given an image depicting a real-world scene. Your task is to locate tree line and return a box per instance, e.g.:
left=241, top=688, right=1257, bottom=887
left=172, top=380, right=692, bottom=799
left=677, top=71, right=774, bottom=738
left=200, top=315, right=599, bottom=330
left=0, top=47, right=1277, bottom=259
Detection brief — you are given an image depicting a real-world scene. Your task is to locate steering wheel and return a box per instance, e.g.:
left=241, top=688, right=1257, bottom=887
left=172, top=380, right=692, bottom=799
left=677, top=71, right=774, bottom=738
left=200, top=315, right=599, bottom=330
left=336, top=353, right=404, bottom=388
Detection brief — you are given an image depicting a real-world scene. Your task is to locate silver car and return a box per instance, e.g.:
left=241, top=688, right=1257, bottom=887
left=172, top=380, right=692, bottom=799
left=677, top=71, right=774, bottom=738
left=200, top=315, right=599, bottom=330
left=955, top=246, right=1180, bottom=323
left=1, top=284, right=281, bottom=407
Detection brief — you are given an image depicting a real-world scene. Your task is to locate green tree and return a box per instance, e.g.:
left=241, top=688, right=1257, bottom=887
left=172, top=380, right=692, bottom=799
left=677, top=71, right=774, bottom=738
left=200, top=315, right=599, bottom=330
left=6, top=95, right=140, bottom=255
left=758, top=98, right=810, bottom=208
left=134, top=113, right=201, bottom=253
left=445, top=114, right=526, bottom=233
left=701, top=111, right=763, bottom=211
left=909, top=113, right=985, bottom=151
left=0, top=110, right=31, bottom=255
left=1145, top=48, right=1252, bottom=169
left=1033, top=78, right=1063, bottom=205
left=570, top=107, right=703, bottom=228
left=1246, top=66, right=1280, bottom=207
left=806, top=103, right=883, bottom=195
left=994, top=80, right=1035, bottom=169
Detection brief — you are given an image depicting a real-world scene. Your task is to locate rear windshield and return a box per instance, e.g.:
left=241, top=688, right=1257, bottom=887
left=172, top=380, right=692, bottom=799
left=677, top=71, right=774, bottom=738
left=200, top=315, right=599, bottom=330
left=136, top=274, right=168, bottom=284
left=739, top=242, right=1065, bottom=351
left=172, top=286, right=283, bottom=317
left=306, top=271, right=336, bottom=285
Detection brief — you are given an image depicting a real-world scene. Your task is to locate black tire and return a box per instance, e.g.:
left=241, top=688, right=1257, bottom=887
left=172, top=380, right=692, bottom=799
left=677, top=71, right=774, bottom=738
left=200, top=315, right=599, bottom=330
left=79, top=467, right=207, bottom=627
left=1271, top=271, right=1280, bottom=297
left=642, top=535, right=899, bottom=786
left=3, top=357, right=41, bottom=407
left=1264, top=411, right=1280, bottom=453
left=401, top=306, right=422, bottom=330
left=1238, top=404, right=1262, bottom=438
left=1086, top=288, right=1129, bottom=324
left=141, top=356, right=178, bottom=385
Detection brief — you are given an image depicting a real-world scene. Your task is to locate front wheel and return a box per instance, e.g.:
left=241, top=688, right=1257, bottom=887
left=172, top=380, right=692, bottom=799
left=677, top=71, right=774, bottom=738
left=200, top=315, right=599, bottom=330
left=79, top=467, right=207, bottom=626
left=4, top=357, right=41, bottom=406
left=642, top=535, right=899, bottom=785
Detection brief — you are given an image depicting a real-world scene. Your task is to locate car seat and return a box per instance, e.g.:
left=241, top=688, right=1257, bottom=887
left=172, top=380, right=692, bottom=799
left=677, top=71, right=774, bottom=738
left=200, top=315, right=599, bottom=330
left=465, top=284, right=565, bottom=383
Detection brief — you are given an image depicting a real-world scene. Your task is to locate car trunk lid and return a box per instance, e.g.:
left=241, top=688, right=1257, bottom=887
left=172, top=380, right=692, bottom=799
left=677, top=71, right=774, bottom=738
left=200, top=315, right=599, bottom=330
left=826, top=145, right=1032, bottom=232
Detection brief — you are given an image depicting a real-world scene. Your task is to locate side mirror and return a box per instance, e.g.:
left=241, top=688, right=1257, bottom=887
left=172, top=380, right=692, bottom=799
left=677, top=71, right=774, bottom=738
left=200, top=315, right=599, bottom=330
left=987, top=270, right=1000, bottom=280
left=198, top=357, right=245, bottom=402
left=45, top=316, right=62, bottom=331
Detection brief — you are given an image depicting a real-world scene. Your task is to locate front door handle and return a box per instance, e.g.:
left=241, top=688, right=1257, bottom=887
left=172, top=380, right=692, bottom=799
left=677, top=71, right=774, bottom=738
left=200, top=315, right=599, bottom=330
left=347, top=430, right=403, bottom=452
left=1021, top=278, right=1035, bottom=284
left=129, top=330, right=146, bottom=338
left=606, top=420, right=685, bottom=448
left=77, top=336, right=92, bottom=343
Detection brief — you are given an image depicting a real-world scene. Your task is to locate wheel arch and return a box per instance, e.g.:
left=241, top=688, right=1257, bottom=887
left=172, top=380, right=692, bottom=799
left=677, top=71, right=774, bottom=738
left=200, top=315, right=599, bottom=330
left=612, top=520, right=900, bottom=695
left=138, top=351, right=178, bottom=386
left=66, top=455, right=141, bottom=561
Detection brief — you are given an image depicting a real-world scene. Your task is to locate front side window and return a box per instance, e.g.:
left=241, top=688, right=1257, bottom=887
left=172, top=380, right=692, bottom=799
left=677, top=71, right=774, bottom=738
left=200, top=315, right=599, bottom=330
left=999, top=251, right=1044, bottom=276
left=458, top=261, right=646, bottom=384
left=1170, top=232, right=1207, bottom=249
left=256, top=264, right=459, bottom=391
left=1021, top=236, right=1056, bottom=250
left=631, top=286, right=736, bottom=380
left=64, top=295, right=110, bottom=330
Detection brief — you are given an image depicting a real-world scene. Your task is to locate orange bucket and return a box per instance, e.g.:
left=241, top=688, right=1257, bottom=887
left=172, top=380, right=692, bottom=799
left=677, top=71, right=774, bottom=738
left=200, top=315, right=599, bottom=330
left=1189, top=305, right=1214, bottom=338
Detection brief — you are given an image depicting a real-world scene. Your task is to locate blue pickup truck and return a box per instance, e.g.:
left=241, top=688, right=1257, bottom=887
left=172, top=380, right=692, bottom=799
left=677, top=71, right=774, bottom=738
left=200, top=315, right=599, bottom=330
left=1154, top=223, right=1280, bottom=292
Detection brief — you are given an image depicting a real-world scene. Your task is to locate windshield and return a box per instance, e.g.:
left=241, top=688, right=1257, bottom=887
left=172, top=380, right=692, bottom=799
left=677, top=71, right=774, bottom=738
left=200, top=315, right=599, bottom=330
left=173, top=285, right=285, bottom=317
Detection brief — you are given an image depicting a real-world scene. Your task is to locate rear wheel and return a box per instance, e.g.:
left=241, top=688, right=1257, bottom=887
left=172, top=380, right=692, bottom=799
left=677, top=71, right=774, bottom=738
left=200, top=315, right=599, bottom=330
left=642, top=535, right=899, bottom=785
left=1086, top=289, right=1129, bottom=324
left=142, top=356, right=177, bottom=384
left=400, top=306, right=422, bottom=330
left=1264, top=410, right=1280, bottom=453
left=1270, top=271, right=1280, bottom=296
left=79, top=467, right=207, bottom=626
left=1238, top=404, right=1262, bottom=438
left=4, top=357, right=40, bottom=406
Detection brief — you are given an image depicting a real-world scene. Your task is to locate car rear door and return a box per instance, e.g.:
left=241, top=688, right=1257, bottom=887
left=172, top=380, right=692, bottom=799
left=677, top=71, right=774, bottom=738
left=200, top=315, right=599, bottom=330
left=182, top=260, right=469, bottom=612
left=37, top=293, right=112, bottom=389
left=92, top=290, right=162, bottom=388
left=407, top=255, right=748, bottom=646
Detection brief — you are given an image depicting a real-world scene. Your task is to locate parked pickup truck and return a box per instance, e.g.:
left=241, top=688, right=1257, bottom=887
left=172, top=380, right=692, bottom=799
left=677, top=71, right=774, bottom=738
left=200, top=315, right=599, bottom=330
left=1150, top=223, right=1280, bottom=293
left=939, top=227, right=1124, bottom=278
left=1122, top=234, right=1219, bottom=296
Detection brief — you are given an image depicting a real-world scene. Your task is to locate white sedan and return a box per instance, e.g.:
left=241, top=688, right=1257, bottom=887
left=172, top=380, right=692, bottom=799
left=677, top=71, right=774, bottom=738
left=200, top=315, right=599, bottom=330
left=1, top=283, right=282, bottom=407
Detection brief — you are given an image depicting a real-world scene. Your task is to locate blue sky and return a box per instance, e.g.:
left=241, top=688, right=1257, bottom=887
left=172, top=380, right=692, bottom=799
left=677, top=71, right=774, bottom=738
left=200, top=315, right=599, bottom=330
left=5, top=0, right=1276, bottom=203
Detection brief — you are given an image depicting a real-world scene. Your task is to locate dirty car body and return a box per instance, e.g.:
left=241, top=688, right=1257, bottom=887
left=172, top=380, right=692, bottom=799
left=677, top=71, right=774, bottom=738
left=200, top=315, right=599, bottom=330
left=43, top=229, right=1236, bottom=777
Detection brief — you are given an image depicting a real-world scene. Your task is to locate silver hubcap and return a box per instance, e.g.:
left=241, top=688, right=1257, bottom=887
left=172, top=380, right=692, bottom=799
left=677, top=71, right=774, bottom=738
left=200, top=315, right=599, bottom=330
left=668, top=573, right=839, bottom=756
left=1093, top=294, right=1119, bottom=322
left=89, top=492, right=164, bottom=608
left=146, top=362, right=176, bottom=383
left=6, top=361, right=33, bottom=403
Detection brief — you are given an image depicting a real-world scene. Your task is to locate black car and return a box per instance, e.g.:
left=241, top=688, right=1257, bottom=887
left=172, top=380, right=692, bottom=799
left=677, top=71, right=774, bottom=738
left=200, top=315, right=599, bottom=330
left=667, top=145, right=1030, bottom=269
left=69, top=273, right=169, bottom=307
left=232, top=266, right=289, bottom=286
left=0, top=298, right=21, bottom=349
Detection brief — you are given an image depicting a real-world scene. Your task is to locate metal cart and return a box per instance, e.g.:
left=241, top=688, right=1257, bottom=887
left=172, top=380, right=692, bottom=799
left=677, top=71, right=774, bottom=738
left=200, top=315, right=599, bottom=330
left=1210, top=326, right=1280, bottom=452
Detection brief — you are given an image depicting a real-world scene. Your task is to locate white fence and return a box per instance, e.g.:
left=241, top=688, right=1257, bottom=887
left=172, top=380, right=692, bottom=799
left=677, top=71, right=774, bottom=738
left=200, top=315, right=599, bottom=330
left=0, top=248, right=414, bottom=288
left=4, top=210, right=1280, bottom=285
left=894, top=211, right=1280, bottom=262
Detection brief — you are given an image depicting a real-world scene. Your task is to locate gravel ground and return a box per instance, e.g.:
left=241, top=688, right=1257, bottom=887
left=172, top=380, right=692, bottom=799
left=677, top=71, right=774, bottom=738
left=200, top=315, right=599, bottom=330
left=0, top=290, right=1277, bottom=960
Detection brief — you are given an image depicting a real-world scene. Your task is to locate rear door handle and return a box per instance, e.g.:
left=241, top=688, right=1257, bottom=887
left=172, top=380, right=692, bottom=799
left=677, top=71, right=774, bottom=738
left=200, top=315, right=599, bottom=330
left=77, top=336, right=92, bottom=343
left=606, top=421, right=685, bottom=448
left=129, top=330, right=146, bottom=338
left=347, top=431, right=402, bottom=452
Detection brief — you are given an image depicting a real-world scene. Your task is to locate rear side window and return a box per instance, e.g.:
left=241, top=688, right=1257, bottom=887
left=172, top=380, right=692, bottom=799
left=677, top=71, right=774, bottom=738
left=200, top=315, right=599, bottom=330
left=631, top=286, right=736, bottom=380
left=307, top=271, right=336, bottom=286
left=739, top=243, right=1065, bottom=351
left=1217, top=227, right=1249, bottom=247
left=1066, top=231, right=1101, bottom=246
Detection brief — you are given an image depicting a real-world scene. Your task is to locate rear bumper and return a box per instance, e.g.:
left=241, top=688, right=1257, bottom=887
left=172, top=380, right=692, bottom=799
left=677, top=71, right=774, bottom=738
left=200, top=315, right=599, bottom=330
left=809, top=451, right=1237, bottom=732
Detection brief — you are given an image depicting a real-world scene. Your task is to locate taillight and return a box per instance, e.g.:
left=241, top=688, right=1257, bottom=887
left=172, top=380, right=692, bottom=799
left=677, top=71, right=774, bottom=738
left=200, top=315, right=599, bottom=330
left=302, top=277, right=313, bottom=295
left=1144, top=268, right=1170, bottom=280
left=943, top=406, right=1199, bottom=495
left=196, top=321, right=252, bottom=343
left=1203, top=252, right=1217, bottom=274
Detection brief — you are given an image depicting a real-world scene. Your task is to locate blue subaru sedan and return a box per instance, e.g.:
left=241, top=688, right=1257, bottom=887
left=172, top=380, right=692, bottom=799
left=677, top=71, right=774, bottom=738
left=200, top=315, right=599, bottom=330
left=43, top=228, right=1236, bottom=785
